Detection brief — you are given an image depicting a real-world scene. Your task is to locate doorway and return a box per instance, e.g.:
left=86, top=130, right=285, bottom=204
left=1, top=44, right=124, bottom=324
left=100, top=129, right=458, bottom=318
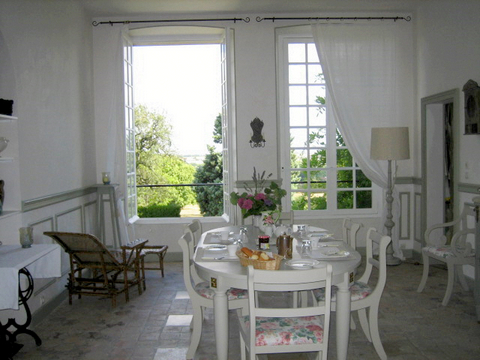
left=421, top=89, right=460, bottom=246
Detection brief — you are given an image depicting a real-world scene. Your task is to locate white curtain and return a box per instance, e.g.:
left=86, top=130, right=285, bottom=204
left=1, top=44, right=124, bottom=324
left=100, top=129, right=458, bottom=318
left=93, top=25, right=131, bottom=244
left=311, top=22, right=410, bottom=259
left=92, top=24, right=128, bottom=194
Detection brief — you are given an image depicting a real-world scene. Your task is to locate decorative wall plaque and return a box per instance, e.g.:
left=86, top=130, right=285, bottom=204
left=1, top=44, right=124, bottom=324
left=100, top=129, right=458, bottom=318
left=462, top=79, right=480, bottom=134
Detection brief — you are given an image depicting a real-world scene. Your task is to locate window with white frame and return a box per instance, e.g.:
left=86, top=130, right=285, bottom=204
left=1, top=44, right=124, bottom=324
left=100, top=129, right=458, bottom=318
left=278, top=31, right=374, bottom=214
left=123, top=26, right=236, bottom=221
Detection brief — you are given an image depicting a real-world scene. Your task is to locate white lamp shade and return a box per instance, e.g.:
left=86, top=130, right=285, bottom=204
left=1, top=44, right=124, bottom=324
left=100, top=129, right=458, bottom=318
left=370, top=127, right=410, bottom=160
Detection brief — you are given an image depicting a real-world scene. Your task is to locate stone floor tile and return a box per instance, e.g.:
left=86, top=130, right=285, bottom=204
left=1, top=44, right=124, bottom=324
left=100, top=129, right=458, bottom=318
left=10, top=261, right=480, bottom=360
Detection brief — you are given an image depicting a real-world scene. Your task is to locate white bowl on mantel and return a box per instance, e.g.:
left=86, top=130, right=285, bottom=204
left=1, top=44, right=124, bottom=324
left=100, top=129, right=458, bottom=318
left=0, top=137, right=8, bottom=154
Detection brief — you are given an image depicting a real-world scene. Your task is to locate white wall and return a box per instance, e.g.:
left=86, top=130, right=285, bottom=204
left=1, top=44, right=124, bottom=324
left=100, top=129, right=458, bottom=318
left=416, top=0, right=480, bottom=185
left=0, top=0, right=98, bottom=322
left=416, top=0, right=480, bottom=277
left=0, top=0, right=97, bottom=202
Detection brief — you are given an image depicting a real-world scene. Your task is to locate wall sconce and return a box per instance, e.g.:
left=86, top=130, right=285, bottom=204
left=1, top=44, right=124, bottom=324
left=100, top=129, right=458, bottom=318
left=250, top=117, right=266, bottom=148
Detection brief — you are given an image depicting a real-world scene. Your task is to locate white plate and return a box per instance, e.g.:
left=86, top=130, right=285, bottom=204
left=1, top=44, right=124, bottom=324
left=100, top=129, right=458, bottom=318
left=312, top=250, right=351, bottom=259
left=286, top=259, right=320, bottom=270
left=203, top=245, right=227, bottom=251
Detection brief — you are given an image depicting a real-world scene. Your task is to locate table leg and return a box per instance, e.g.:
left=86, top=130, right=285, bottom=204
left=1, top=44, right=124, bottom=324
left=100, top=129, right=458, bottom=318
left=0, top=268, right=42, bottom=358
left=213, top=288, right=229, bottom=360
left=336, top=274, right=351, bottom=360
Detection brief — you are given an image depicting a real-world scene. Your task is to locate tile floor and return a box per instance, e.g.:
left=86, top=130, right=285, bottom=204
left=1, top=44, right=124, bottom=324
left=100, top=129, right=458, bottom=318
left=11, top=260, right=480, bottom=360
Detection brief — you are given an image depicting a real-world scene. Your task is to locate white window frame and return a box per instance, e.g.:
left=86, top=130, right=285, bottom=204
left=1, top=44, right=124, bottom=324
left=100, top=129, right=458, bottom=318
left=124, top=26, right=236, bottom=224
left=277, top=26, right=379, bottom=218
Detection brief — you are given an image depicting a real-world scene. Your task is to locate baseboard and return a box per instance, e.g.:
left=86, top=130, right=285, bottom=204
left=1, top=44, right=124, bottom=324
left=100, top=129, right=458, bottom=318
left=31, top=289, right=68, bottom=328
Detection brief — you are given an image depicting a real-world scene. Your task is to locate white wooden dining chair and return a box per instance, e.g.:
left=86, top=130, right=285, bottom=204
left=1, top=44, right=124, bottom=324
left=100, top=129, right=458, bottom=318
left=178, top=232, right=248, bottom=360
left=342, top=218, right=362, bottom=249
left=314, top=227, right=391, bottom=360
left=237, top=264, right=333, bottom=360
left=277, top=210, right=294, bottom=225
left=417, top=204, right=476, bottom=306
left=184, top=219, right=202, bottom=249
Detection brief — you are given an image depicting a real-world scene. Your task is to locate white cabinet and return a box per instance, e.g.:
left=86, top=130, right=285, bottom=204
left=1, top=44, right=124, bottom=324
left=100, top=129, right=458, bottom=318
left=0, top=114, right=21, bottom=218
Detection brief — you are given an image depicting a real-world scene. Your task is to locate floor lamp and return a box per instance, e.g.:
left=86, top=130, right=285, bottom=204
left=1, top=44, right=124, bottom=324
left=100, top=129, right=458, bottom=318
left=371, top=127, right=410, bottom=266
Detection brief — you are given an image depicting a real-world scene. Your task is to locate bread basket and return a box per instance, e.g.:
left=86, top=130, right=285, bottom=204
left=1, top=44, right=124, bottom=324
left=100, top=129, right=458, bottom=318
left=236, top=250, right=283, bottom=270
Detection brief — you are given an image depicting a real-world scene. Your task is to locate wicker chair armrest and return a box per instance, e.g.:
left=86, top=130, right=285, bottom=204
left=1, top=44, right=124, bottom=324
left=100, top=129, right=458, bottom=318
left=119, top=239, right=148, bottom=265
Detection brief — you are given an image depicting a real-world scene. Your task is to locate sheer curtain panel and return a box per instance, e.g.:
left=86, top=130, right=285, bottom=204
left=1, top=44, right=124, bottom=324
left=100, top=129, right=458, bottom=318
left=311, top=22, right=413, bottom=259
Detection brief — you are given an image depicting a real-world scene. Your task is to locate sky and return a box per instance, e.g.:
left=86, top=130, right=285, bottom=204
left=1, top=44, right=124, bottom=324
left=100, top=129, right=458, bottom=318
left=133, top=44, right=222, bottom=156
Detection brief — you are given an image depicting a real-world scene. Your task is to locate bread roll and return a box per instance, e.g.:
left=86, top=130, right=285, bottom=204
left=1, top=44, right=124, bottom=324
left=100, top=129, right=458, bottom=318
left=241, top=247, right=254, bottom=257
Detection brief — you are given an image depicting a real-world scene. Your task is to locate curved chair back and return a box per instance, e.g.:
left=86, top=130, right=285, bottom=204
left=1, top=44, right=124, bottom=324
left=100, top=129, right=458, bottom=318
left=184, top=219, right=202, bottom=249
left=239, top=264, right=332, bottom=360
left=342, top=218, right=362, bottom=249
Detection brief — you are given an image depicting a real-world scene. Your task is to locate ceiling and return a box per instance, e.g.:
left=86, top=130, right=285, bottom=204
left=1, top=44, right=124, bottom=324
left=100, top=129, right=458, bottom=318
left=81, top=0, right=420, bottom=18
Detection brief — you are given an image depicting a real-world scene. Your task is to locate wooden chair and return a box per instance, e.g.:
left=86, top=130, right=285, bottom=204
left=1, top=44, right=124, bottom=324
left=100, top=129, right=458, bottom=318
left=117, top=200, right=168, bottom=280
left=44, top=231, right=147, bottom=308
left=342, top=218, right=362, bottom=249
left=314, top=227, right=391, bottom=360
left=237, top=264, right=332, bottom=360
left=417, top=204, right=476, bottom=306
left=178, top=232, right=248, bottom=360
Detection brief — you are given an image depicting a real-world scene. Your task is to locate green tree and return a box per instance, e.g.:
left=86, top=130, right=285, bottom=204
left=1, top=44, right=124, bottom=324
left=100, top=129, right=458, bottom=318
left=194, top=114, right=223, bottom=216
left=135, top=105, right=196, bottom=213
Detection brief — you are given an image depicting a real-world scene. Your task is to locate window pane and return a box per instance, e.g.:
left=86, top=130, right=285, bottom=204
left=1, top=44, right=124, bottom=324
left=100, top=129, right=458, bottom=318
left=356, top=170, right=371, bottom=188
left=308, top=85, right=325, bottom=105
left=289, top=64, right=306, bottom=84
left=337, top=191, right=353, bottom=209
left=290, top=107, right=307, bottom=126
left=291, top=171, right=307, bottom=189
left=308, top=64, right=323, bottom=83
left=289, top=43, right=306, bottom=62
left=289, top=85, right=307, bottom=105
left=310, top=149, right=326, bottom=169
left=291, top=149, right=307, bottom=168
left=309, top=107, right=326, bottom=126
left=336, top=130, right=346, bottom=147
left=357, top=190, right=372, bottom=208
left=291, top=128, right=308, bottom=147
left=311, top=170, right=327, bottom=189
left=309, top=127, right=327, bottom=147
left=337, top=170, right=353, bottom=188
left=307, top=43, right=319, bottom=62
left=337, top=149, right=353, bottom=167
left=291, top=191, right=308, bottom=210
left=311, top=193, right=327, bottom=210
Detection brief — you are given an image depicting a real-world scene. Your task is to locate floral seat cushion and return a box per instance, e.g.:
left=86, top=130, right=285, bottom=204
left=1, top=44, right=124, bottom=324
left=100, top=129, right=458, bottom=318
left=423, top=246, right=454, bottom=258
left=195, top=282, right=248, bottom=300
left=313, top=281, right=372, bottom=302
left=241, top=315, right=325, bottom=346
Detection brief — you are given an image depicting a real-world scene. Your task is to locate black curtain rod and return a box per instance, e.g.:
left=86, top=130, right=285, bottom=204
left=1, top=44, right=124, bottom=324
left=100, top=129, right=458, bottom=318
left=92, top=17, right=250, bottom=26
left=256, top=16, right=411, bottom=22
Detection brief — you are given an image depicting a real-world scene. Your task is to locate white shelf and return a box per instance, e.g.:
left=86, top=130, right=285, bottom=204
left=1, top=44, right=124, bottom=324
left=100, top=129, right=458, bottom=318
left=0, top=114, right=17, bottom=121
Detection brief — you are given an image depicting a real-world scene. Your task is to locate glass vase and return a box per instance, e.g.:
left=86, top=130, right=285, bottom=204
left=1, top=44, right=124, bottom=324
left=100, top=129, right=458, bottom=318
left=19, top=227, right=33, bottom=248
left=252, top=215, right=262, bottom=229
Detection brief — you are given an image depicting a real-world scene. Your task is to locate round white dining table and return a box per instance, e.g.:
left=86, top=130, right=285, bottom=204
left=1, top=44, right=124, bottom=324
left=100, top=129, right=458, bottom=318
left=194, top=225, right=361, bottom=360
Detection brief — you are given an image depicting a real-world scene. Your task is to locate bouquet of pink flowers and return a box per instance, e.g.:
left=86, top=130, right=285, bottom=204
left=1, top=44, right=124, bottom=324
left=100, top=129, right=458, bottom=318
left=230, top=168, right=286, bottom=219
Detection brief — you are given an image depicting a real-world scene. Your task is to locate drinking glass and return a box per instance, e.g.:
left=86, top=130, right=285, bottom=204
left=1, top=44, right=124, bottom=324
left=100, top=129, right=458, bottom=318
left=301, top=239, right=312, bottom=258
